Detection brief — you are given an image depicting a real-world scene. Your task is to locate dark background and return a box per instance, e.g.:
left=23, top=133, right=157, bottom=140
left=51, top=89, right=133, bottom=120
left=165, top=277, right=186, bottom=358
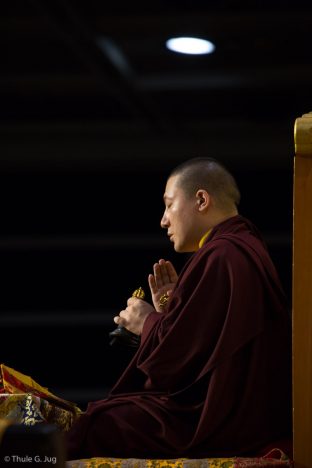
left=1, top=0, right=311, bottom=409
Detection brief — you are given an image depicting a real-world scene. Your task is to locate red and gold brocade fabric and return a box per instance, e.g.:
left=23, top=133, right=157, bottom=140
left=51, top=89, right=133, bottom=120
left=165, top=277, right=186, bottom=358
left=0, top=364, right=81, bottom=431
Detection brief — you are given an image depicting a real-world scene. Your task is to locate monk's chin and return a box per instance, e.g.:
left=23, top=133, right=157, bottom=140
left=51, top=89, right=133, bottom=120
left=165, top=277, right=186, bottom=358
left=174, top=244, right=196, bottom=253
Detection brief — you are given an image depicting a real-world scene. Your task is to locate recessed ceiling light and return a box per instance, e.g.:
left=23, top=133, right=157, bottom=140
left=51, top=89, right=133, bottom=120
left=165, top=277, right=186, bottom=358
left=166, top=37, right=215, bottom=55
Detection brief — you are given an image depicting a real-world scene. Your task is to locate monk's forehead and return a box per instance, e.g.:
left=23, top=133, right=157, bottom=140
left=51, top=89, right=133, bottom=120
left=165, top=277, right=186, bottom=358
left=164, top=175, right=181, bottom=198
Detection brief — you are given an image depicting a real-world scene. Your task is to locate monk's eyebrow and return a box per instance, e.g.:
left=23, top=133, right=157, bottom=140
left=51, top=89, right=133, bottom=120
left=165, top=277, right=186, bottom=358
left=163, top=194, right=173, bottom=201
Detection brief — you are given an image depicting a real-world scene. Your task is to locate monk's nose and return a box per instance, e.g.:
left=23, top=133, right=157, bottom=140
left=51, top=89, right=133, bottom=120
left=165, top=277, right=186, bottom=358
left=160, top=213, right=169, bottom=229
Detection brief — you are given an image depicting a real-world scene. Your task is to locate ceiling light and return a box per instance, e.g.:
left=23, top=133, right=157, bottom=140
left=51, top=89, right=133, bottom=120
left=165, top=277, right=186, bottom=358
left=166, top=37, right=215, bottom=55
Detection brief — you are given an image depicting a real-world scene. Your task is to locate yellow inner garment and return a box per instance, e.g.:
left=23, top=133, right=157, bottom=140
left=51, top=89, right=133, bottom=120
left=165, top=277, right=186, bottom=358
left=198, top=229, right=212, bottom=249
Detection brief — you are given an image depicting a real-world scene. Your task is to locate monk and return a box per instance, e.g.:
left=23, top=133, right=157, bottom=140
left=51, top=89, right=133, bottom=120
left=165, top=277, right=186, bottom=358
left=66, top=158, right=292, bottom=460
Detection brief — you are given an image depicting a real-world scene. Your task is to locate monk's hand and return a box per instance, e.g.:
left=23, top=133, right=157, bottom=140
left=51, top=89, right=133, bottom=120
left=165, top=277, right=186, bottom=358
left=113, top=297, right=155, bottom=336
left=148, top=259, right=178, bottom=312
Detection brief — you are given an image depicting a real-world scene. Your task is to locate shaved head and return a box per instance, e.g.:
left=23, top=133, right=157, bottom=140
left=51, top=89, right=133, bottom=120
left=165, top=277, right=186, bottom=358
left=169, top=157, right=241, bottom=211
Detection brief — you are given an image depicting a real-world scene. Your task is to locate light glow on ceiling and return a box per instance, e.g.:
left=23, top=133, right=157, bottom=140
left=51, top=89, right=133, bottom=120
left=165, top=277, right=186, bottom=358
left=166, top=37, right=215, bottom=55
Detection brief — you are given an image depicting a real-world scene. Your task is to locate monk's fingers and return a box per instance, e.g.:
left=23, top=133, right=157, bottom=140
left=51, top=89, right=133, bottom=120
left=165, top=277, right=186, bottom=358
left=148, top=274, right=157, bottom=294
left=153, top=259, right=177, bottom=290
left=166, top=261, right=178, bottom=283
left=153, top=262, right=165, bottom=290
left=113, top=315, right=122, bottom=325
left=154, top=259, right=170, bottom=289
left=159, top=259, right=171, bottom=285
left=114, top=311, right=127, bottom=327
left=127, top=297, right=136, bottom=306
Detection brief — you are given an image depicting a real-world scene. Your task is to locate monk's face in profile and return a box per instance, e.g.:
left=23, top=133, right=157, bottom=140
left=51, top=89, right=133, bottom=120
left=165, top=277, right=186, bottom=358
left=161, top=175, right=203, bottom=252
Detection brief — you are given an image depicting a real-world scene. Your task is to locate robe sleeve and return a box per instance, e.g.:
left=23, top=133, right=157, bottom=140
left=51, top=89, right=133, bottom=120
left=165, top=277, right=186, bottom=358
left=141, top=311, right=162, bottom=345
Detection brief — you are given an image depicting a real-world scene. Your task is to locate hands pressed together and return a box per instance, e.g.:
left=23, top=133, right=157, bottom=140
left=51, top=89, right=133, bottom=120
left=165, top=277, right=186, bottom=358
left=113, top=259, right=178, bottom=336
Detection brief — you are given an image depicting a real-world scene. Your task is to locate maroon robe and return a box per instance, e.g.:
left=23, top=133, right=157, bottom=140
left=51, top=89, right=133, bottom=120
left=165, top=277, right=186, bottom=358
left=66, top=215, right=292, bottom=459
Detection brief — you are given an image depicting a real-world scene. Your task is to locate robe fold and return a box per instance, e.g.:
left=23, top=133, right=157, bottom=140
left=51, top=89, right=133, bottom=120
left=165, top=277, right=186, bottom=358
left=66, top=215, right=292, bottom=460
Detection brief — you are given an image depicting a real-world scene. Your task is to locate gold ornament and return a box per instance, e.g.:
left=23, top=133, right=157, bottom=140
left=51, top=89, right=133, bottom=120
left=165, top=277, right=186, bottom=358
left=132, top=287, right=145, bottom=299
left=159, top=293, right=169, bottom=308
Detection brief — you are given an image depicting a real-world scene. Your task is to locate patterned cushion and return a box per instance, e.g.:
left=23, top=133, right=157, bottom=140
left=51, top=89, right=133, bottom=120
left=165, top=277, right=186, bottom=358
left=66, top=450, right=293, bottom=468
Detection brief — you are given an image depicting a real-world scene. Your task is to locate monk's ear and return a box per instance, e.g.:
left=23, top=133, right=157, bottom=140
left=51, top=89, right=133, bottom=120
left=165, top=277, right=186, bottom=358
left=195, top=190, right=210, bottom=211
